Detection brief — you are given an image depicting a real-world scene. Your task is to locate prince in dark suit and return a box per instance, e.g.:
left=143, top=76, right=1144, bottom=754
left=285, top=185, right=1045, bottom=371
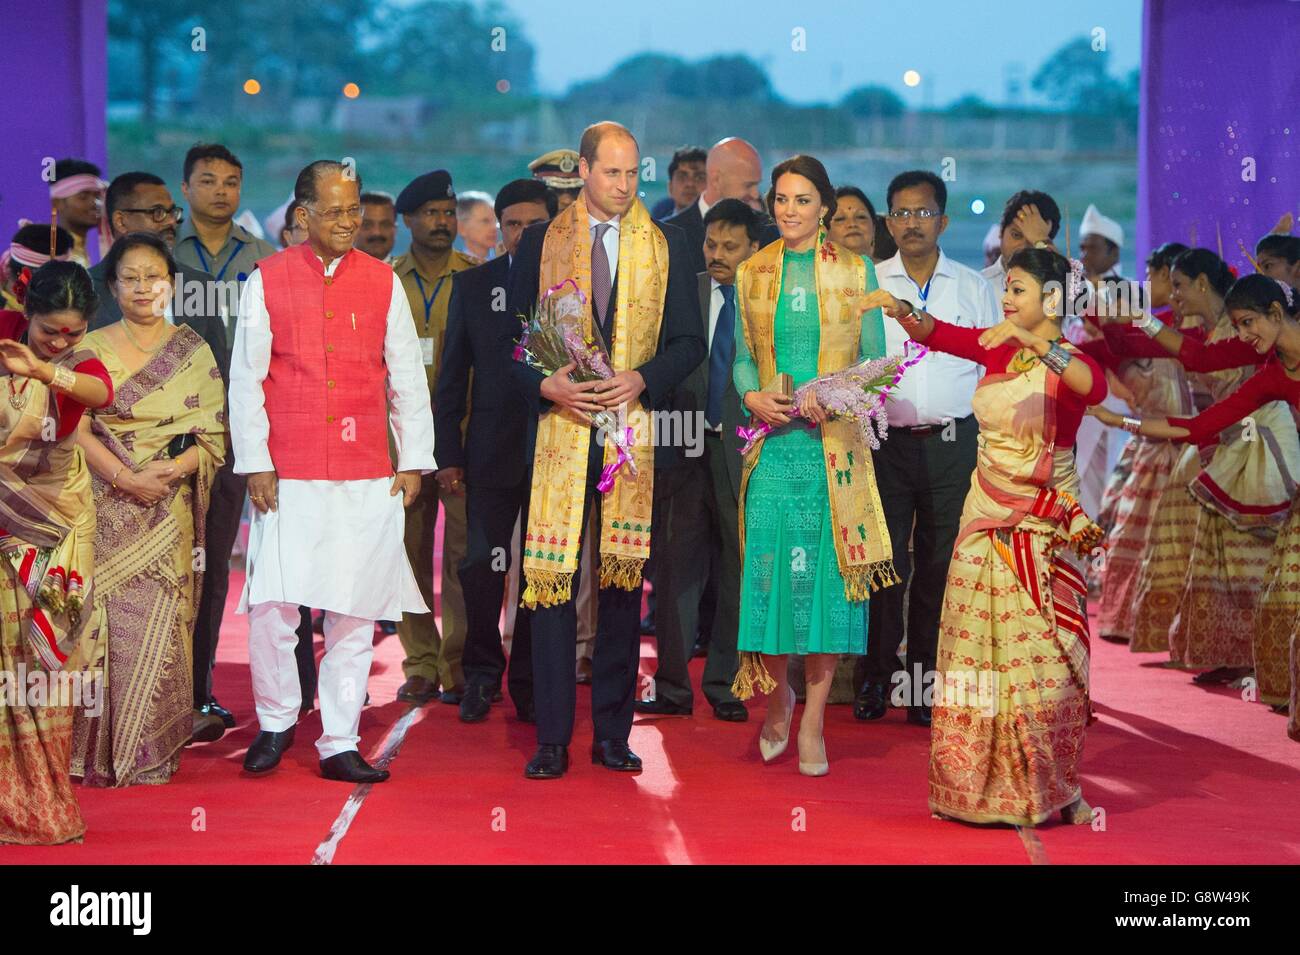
left=637, top=199, right=760, bottom=722
left=434, top=179, right=556, bottom=724
left=508, top=123, right=705, bottom=779
left=87, top=171, right=245, bottom=738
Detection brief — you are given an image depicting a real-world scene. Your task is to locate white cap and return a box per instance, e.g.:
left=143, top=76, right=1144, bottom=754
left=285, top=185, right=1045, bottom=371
left=982, top=222, right=1002, bottom=257
left=1079, top=203, right=1123, bottom=248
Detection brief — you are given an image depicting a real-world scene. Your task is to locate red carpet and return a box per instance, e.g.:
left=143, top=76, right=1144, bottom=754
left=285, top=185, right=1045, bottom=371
left=7, top=570, right=1299, bottom=864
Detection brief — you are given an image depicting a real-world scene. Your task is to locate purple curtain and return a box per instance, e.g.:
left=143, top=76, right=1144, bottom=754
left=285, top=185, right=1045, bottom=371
left=0, top=0, right=107, bottom=247
left=1139, top=0, right=1300, bottom=273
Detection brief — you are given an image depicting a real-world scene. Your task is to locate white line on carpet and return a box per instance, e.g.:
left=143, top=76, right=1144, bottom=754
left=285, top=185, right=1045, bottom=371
left=311, top=704, right=425, bottom=865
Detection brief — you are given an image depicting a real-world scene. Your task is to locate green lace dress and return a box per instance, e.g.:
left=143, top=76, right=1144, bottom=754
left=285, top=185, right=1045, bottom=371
left=733, top=246, right=888, bottom=655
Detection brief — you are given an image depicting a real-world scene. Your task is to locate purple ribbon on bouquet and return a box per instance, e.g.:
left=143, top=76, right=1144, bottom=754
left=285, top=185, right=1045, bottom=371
left=542, top=276, right=587, bottom=304
left=736, top=422, right=772, bottom=455
left=597, top=427, right=636, bottom=493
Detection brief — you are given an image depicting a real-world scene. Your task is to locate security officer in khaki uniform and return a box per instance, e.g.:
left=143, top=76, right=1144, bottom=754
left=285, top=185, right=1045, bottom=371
left=390, top=170, right=480, bottom=704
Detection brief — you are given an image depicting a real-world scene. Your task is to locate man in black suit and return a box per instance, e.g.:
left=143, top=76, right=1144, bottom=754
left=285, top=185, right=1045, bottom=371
left=88, top=171, right=246, bottom=741
left=636, top=199, right=759, bottom=723
left=666, top=137, right=778, bottom=276
left=508, top=122, right=705, bottom=779
left=435, top=179, right=555, bottom=725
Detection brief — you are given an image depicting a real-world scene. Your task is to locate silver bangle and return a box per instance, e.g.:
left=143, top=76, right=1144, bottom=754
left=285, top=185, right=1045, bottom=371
left=49, top=364, right=77, bottom=392
left=1121, top=416, right=1142, bottom=435
left=1041, top=341, right=1074, bottom=376
left=1136, top=312, right=1162, bottom=338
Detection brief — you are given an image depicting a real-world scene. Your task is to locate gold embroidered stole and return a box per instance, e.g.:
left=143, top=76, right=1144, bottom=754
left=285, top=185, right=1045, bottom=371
left=735, top=236, right=898, bottom=599
left=521, top=195, right=668, bottom=608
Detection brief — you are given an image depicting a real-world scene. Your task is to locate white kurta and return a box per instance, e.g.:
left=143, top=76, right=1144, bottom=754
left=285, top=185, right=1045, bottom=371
left=229, top=252, right=436, bottom=621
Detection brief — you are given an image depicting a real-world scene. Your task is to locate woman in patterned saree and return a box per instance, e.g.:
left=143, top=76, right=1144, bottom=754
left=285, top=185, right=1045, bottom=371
left=0, top=262, right=112, bottom=843
left=1091, top=275, right=1300, bottom=721
left=1098, top=252, right=1300, bottom=682
left=731, top=155, right=897, bottom=776
left=863, top=247, right=1107, bottom=825
left=70, top=233, right=226, bottom=786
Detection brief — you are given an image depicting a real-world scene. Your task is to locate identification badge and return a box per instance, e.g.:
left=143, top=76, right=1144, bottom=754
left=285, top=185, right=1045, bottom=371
left=420, top=337, right=435, bottom=366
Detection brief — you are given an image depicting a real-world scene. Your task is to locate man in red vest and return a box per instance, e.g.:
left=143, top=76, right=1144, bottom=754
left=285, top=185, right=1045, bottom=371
left=230, top=160, right=435, bottom=783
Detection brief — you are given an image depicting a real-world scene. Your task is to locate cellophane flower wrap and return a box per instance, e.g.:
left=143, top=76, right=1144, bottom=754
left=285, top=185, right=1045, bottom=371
left=513, top=278, right=637, bottom=491
left=737, top=342, right=928, bottom=454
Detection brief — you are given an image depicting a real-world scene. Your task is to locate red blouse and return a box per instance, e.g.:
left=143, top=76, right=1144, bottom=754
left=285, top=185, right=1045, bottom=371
left=53, top=357, right=114, bottom=437
left=1167, top=357, right=1299, bottom=446
left=921, top=319, right=1107, bottom=447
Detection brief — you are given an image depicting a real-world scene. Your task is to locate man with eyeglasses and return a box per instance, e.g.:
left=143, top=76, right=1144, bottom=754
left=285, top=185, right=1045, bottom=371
left=855, top=170, right=1001, bottom=727
left=389, top=170, right=480, bottom=708
left=232, top=160, right=435, bottom=783
left=174, top=143, right=276, bottom=341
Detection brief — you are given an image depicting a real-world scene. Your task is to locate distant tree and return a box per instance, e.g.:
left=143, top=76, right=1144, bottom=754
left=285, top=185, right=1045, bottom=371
left=109, top=0, right=208, bottom=126
left=568, top=53, right=775, bottom=103
left=1032, top=35, right=1137, bottom=117
left=944, top=94, right=998, bottom=118
left=840, top=85, right=905, bottom=117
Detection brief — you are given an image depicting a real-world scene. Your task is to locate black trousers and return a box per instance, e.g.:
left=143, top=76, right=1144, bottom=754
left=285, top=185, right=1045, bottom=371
left=530, top=433, right=642, bottom=747
left=191, top=463, right=246, bottom=707
left=295, top=607, right=318, bottom=706
left=861, top=415, right=979, bottom=701
left=459, top=476, right=534, bottom=711
left=649, top=433, right=741, bottom=708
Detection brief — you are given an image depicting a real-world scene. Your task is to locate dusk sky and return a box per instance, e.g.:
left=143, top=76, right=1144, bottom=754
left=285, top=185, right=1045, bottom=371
left=492, top=0, right=1143, bottom=106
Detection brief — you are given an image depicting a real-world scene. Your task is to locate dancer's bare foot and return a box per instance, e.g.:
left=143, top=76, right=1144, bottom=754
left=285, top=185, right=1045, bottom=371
left=1061, top=796, right=1093, bottom=825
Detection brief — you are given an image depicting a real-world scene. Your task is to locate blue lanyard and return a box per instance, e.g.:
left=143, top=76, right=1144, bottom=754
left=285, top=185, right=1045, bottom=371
left=194, top=238, right=246, bottom=281
left=908, top=273, right=934, bottom=309
left=411, top=272, right=448, bottom=327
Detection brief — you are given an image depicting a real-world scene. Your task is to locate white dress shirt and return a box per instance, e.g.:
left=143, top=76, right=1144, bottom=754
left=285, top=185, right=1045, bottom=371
left=697, top=193, right=714, bottom=219
left=981, top=258, right=1006, bottom=293
left=588, top=212, right=621, bottom=277
left=706, top=277, right=728, bottom=431
left=230, top=251, right=435, bottom=620
left=876, top=249, right=1002, bottom=427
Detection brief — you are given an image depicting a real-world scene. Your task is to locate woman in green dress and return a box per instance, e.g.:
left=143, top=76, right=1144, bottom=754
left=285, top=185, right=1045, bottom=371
left=732, top=155, right=896, bottom=776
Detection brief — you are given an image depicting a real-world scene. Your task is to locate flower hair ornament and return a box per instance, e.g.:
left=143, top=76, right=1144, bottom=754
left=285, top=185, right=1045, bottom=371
left=1063, top=256, right=1088, bottom=315
left=1275, top=279, right=1296, bottom=311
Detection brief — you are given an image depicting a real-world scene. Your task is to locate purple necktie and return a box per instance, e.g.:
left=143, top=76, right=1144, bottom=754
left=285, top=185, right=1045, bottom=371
left=591, top=222, right=612, bottom=327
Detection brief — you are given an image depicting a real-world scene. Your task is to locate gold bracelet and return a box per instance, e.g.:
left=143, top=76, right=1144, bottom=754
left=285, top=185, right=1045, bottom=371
left=110, top=465, right=125, bottom=488
left=49, top=364, right=77, bottom=392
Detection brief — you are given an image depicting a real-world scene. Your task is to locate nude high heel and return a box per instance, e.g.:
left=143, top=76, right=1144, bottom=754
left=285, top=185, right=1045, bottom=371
left=759, top=686, right=796, bottom=763
left=797, top=733, right=828, bottom=777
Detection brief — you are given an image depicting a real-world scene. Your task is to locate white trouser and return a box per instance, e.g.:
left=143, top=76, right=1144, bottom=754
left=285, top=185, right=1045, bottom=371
left=248, top=601, right=375, bottom=760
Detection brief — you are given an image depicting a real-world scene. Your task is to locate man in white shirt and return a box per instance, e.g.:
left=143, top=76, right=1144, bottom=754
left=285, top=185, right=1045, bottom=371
left=857, top=170, right=1001, bottom=727
left=981, top=191, right=1061, bottom=292
left=231, top=160, right=436, bottom=783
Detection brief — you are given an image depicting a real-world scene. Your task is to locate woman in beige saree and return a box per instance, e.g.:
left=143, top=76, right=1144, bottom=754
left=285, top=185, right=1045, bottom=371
left=70, top=234, right=226, bottom=787
left=0, top=262, right=113, bottom=843
left=862, top=247, right=1106, bottom=825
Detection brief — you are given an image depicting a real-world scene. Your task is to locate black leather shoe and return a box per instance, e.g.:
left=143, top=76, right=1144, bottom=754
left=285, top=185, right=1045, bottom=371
left=906, top=704, right=932, bottom=727
left=203, top=698, right=236, bottom=729
left=854, top=681, right=888, bottom=721
left=515, top=700, right=536, bottom=724
left=712, top=701, right=749, bottom=722
left=459, top=684, right=492, bottom=723
left=491, top=689, right=503, bottom=703
left=634, top=697, right=691, bottom=716
left=396, top=675, right=439, bottom=705
left=591, top=739, right=642, bottom=772
left=378, top=620, right=398, bottom=635
left=524, top=744, right=568, bottom=779
left=440, top=686, right=464, bottom=705
left=320, top=750, right=389, bottom=783
left=690, top=638, right=709, bottom=659
left=243, top=727, right=295, bottom=773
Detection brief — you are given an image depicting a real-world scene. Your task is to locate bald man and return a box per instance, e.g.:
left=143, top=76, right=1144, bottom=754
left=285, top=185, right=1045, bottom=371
left=667, top=137, right=779, bottom=275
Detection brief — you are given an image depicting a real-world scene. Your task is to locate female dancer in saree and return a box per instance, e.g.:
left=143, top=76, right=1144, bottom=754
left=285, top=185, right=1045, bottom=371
left=1091, top=275, right=1300, bottom=721
left=0, top=262, right=112, bottom=843
left=731, top=155, right=897, bottom=776
left=862, top=247, right=1106, bottom=824
left=1082, top=242, right=1195, bottom=643
left=70, top=233, right=226, bottom=786
left=1098, top=251, right=1300, bottom=680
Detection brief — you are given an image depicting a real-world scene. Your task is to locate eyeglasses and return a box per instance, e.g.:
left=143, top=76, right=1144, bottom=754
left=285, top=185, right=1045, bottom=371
left=887, top=208, right=941, bottom=220
left=116, top=273, right=169, bottom=289
left=119, top=205, right=184, bottom=224
left=308, top=204, right=362, bottom=223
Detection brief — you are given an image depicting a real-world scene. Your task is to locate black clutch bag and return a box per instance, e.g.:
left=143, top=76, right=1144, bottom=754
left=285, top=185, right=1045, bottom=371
left=167, top=433, right=197, bottom=458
